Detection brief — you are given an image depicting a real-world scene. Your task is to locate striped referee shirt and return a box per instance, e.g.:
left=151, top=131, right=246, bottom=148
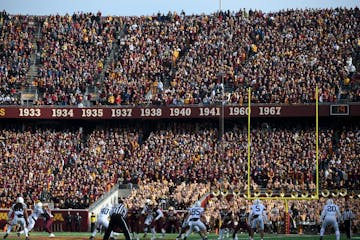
left=110, top=204, right=128, bottom=218
left=342, top=210, right=354, bottom=221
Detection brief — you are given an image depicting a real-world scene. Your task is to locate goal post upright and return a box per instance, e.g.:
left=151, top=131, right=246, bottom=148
left=246, top=86, right=320, bottom=201
left=315, top=85, right=319, bottom=200
left=247, top=87, right=251, bottom=199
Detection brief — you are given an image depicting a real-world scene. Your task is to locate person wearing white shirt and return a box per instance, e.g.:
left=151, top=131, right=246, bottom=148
left=248, top=199, right=267, bottom=240
left=320, top=199, right=341, bottom=240
left=89, top=203, right=114, bottom=240
left=183, top=201, right=207, bottom=240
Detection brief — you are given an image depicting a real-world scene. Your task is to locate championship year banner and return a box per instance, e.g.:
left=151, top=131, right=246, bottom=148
left=0, top=104, right=359, bottom=119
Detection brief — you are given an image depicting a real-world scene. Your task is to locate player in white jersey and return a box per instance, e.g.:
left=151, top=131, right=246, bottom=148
left=183, top=201, right=208, bottom=240
left=18, top=202, right=44, bottom=236
left=320, top=199, right=342, bottom=240
left=4, top=197, right=29, bottom=240
left=89, top=203, right=114, bottom=240
left=176, top=210, right=200, bottom=240
left=248, top=199, right=267, bottom=240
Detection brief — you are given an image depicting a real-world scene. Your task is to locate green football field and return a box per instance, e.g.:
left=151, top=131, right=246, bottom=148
left=1, top=232, right=360, bottom=240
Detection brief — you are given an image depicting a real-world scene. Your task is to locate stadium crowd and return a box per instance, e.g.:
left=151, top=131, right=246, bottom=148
left=0, top=8, right=359, bottom=105
left=33, top=12, right=121, bottom=106
left=0, top=6, right=359, bottom=236
left=0, top=12, right=38, bottom=105
left=0, top=120, right=358, bottom=210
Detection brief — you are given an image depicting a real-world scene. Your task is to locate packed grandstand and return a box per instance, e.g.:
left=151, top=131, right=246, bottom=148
left=0, top=6, right=359, bottom=237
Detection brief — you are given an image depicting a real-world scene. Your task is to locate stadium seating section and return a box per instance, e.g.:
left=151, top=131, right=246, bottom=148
left=0, top=119, right=358, bottom=209
left=0, top=9, right=359, bottom=105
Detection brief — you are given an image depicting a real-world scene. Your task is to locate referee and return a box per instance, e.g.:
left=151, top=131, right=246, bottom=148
left=342, top=204, right=355, bottom=240
left=103, top=198, right=131, bottom=240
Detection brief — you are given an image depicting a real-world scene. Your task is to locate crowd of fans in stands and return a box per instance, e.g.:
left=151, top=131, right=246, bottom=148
left=0, top=12, right=38, bottom=104
left=0, top=7, right=359, bottom=233
left=0, top=120, right=358, bottom=209
left=33, top=12, right=122, bottom=106
left=0, top=8, right=359, bottom=105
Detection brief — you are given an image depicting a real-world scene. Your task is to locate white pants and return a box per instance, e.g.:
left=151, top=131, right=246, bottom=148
left=144, top=214, right=154, bottom=226
left=182, top=216, right=190, bottom=228
left=251, top=217, right=264, bottom=230
left=91, top=217, right=110, bottom=237
left=7, top=215, right=28, bottom=236
left=27, top=215, right=38, bottom=231
left=321, top=216, right=339, bottom=232
left=188, top=218, right=206, bottom=232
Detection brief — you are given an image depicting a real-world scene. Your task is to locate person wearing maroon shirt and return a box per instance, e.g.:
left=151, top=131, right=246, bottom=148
left=232, top=207, right=250, bottom=240
left=42, top=204, right=55, bottom=237
left=164, top=206, right=181, bottom=234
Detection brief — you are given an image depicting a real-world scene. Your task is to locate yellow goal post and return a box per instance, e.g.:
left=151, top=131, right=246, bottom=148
left=246, top=86, right=319, bottom=201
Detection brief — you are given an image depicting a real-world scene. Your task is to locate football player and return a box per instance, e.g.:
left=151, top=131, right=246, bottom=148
left=319, top=199, right=341, bottom=240
left=176, top=210, right=201, bottom=240
left=89, top=203, right=114, bottom=240
left=4, top=197, right=29, bottom=240
left=164, top=206, right=181, bottom=234
left=232, top=207, right=250, bottom=240
left=248, top=199, right=267, bottom=240
left=218, top=207, right=233, bottom=240
left=183, top=201, right=208, bottom=240
left=18, top=201, right=44, bottom=237
left=142, top=200, right=165, bottom=240
left=128, top=205, right=143, bottom=240
left=42, top=203, right=55, bottom=237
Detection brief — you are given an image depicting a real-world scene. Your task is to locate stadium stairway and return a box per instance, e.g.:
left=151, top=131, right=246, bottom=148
left=86, top=24, right=126, bottom=105
left=25, top=20, right=42, bottom=88
left=97, top=25, right=126, bottom=85
left=88, top=183, right=132, bottom=215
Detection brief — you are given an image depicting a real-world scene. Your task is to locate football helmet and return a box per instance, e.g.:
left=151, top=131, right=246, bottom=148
left=36, top=202, right=43, bottom=208
left=194, top=201, right=201, bottom=207
left=326, top=199, right=334, bottom=205
left=16, top=197, right=24, bottom=204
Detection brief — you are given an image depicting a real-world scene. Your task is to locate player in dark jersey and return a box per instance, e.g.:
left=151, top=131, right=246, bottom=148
left=218, top=207, right=233, bottom=240
left=42, top=204, right=55, bottom=237
left=142, top=201, right=165, bottom=240
left=127, top=206, right=143, bottom=240
left=232, top=207, right=250, bottom=240
left=164, top=206, right=181, bottom=234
